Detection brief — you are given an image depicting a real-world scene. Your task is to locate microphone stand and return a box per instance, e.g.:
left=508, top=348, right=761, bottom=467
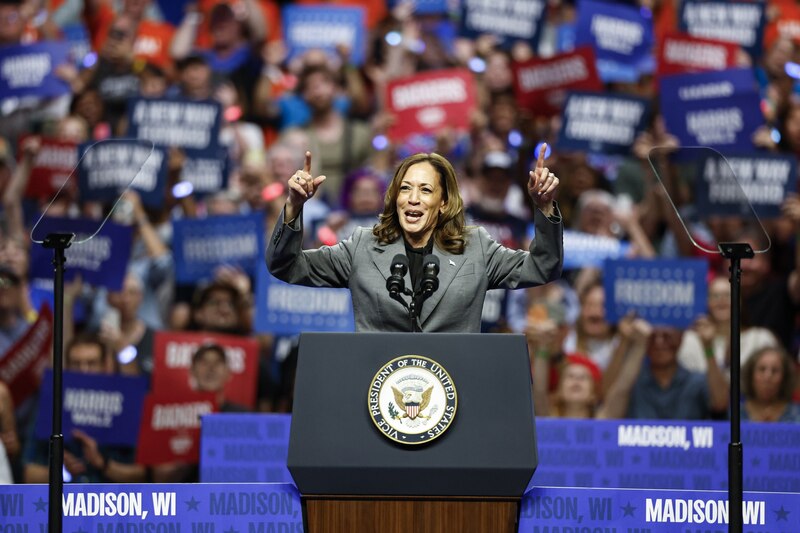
left=718, top=241, right=753, bottom=533
left=389, top=290, right=422, bottom=332
left=43, top=233, right=75, bottom=533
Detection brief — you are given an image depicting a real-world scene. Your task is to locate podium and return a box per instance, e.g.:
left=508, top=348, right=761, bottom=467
left=289, top=333, right=538, bottom=533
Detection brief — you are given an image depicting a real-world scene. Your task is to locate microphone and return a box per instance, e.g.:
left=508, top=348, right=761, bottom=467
left=420, top=255, right=440, bottom=298
left=386, top=254, right=408, bottom=296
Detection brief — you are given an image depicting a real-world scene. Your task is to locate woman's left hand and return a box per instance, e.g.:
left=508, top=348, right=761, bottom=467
left=528, top=143, right=559, bottom=217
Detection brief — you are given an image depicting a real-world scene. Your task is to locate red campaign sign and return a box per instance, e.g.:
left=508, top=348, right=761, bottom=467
left=657, top=32, right=740, bottom=77
left=135, top=392, right=217, bottom=465
left=0, top=305, right=52, bottom=407
left=386, top=68, right=476, bottom=141
left=764, top=1, right=800, bottom=49
left=20, top=137, right=79, bottom=199
left=512, top=47, right=602, bottom=116
left=151, top=331, right=259, bottom=409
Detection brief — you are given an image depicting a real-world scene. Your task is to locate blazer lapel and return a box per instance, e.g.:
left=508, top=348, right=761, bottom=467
left=419, top=244, right=467, bottom=325
left=370, top=238, right=411, bottom=287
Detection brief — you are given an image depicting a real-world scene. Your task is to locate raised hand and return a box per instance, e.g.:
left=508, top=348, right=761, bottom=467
left=528, top=143, right=559, bottom=216
left=285, top=151, right=326, bottom=223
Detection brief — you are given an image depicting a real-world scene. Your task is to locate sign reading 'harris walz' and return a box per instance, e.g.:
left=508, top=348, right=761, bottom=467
left=368, top=355, right=457, bottom=445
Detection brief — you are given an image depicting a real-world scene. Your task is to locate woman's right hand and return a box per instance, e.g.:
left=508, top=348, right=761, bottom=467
left=285, top=151, right=326, bottom=223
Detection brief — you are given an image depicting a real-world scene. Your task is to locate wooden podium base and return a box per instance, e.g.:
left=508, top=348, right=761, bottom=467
left=302, top=495, right=520, bottom=533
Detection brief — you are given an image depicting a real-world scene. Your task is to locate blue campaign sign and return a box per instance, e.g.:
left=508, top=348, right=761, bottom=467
left=126, top=97, right=222, bottom=152
left=200, top=413, right=293, bottom=483
left=178, top=146, right=230, bottom=197
left=459, top=0, right=547, bottom=49
left=172, top=213, right=264, bottom=284
left=679, top=0, right=765, bottom=59
left=694, top=152, right=797, bottom=220
left=660, top=67, right=759, bottom=100
left=602, top=258, right=708, bottom=327
left=29, top=217, right=133, bottom=291
left=0, top=41, right=70, bottom=98
left=661, top=92, right=763, bottom=150
left=35, top=370, right=148, bottom=447
left=255, top=261, right=355, bottom=335
left=557, top=91, right=650, bottom=154
left=563, top=230, right=631, bottom=269
left=574, top=0, right=655, bottom=82
left=283, top=6, right=367, bottom=66
left=660, top=69, right=763, bottom=150
left=77, top=141, right=168, bottom=208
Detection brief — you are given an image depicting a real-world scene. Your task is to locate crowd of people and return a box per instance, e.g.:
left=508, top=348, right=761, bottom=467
left=1, top=0, right=800, bottom=485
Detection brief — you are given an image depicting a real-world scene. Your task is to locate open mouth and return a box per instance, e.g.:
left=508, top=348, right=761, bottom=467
left=404, top=210, right=423, bottom=223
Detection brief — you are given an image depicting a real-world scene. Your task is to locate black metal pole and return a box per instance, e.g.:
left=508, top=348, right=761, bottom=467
left=719, top=242, right=753, bottom=533
left=43, top=233, right=75, bottom=533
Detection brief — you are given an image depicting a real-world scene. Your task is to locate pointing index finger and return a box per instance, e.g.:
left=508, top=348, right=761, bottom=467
left=304, top=151, right=312, bottom=174
left=536, top=143, right=547, bottom=171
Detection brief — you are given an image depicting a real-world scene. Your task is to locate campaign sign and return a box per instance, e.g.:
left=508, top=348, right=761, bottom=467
left=77, top=140, right=167, bottom=208
left=386, top=68, right=476, bottom=142
left=152, top=330, right=259, bottom=409
left=127, top=97, right=222, bottom=151
left=200, top=413, right=293, bottom=483
left=177, top=146, right=229, bottom=196
left=172, top=212, right=264, bottom=284
left=283, top=5, right=366, bottom=66
left=512, top=47, right=603, bottom=116
left=764, top=0, right=800, bottom=50
left=659, top=69, right=763, bottom=150
left=694, top=152, right=797, bottom=219
left=35, top=370, right=148, bottom=447
left=29, top=217, right=133, bottom=291
left=657, top=32, right=740, bottom=76
left=574, top=0, right=655, bottom=83
left=603, top=258, right=708, bottom=327
left=556, top=91, right=649, bottom=154
left=459, top=0, right=547, bottom=49
left=679, top=0, right=766, bottom=59
left=136, top=392, right=217, bottom=465
left=563, top=230, right=631, bottom=269
left=0, top=305, right=52, bottom=407
left=21, top=137, right=79, bottom=200
left=255, top=262, right=355, bottom=335
left=0, top=41, right=70, bottom=98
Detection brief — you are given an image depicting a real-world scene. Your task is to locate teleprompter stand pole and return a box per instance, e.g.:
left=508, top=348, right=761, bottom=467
left=43, top=233, right=75, bottom=533
left=718, top=242, right=754, bottom=533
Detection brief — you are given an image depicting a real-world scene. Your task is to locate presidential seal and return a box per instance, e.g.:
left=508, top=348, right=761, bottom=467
left=368, top=355, right=457, bottom=445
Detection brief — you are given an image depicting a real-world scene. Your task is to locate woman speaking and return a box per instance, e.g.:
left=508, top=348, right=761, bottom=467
left=266, top=148, right=564, bottom=332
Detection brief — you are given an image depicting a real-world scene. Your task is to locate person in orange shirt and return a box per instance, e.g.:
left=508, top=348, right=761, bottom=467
left=83, top=0, right=175, bottom=71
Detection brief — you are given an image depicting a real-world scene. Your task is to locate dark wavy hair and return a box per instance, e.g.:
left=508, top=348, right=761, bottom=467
left=372, top=153, right=466, bottom=254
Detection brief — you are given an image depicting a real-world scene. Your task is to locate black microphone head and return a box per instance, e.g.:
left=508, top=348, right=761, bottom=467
left=422, top=254, right=439, bottom=274
left=390, top=253, right=409, bottom=276
left=421, top=254, right=440, bottom=296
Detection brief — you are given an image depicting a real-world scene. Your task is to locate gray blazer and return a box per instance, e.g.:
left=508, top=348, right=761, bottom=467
left=266, top=207, right=563, bottom=332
